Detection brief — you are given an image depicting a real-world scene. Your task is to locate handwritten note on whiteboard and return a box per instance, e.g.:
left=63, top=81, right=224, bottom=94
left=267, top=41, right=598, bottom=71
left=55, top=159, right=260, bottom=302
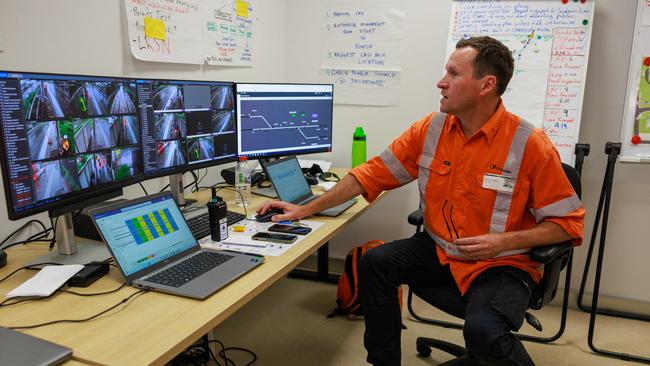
left=203, top=0, right=254, bottom=66
left=125, top=0, right=203, bottom=64
left=320, top=1, right=405, bottom=106
left=447, top=1, right=595, bottom=164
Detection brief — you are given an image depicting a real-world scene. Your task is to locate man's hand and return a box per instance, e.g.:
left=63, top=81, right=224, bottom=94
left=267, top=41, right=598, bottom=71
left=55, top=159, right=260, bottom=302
left=453, top=233, right=510, bottom=260
left=256, top=200, right=309, bottom=222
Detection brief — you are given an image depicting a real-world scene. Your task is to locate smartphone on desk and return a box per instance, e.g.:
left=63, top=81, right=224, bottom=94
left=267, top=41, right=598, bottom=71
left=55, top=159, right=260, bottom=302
left=268, top=224, right=312, bottom=235
left=251, top=232, right=298, bottom=244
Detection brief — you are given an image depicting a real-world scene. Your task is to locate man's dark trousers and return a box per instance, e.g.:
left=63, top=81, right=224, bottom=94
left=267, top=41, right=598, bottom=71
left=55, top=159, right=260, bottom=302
left=358, top=231, right=536, bottom=366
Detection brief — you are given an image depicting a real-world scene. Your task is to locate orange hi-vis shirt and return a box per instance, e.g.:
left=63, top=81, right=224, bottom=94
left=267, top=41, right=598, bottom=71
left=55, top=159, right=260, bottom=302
left=350, top=102, right=585, bottom=295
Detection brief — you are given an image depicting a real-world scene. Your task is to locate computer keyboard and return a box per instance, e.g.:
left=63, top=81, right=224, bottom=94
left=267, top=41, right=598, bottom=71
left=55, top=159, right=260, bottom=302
left=186, top=210, right=246, bottom=239
left=146, top=251, right=234, bottom=288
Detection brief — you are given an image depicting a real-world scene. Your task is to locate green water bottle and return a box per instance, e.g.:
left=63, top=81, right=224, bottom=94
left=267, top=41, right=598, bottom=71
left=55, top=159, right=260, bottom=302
left=351, top=126, right=366, bottom=168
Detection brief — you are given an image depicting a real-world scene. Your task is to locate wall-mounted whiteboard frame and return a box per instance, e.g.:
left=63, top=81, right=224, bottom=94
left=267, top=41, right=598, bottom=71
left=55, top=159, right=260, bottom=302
left=445, top=0, right=595, bottom=166
left=619, top=0, right=650, bottom=163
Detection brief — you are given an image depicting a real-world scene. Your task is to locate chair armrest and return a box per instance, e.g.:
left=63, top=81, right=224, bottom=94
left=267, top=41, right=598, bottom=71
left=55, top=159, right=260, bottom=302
left=408, top=209, right=424, bottom=226
left=529, top=242, right=573, bottom=264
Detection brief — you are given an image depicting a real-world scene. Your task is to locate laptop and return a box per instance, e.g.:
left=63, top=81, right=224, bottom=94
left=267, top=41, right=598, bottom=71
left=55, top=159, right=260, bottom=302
left=90, top=192, right=263, bottom=299
left=0, top=326, right=72, bottom=366
left=261, top=156, right=357, bottom=216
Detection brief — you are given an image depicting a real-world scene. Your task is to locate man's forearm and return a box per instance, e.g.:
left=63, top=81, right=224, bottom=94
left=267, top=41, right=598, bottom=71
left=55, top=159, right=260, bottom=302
left=303, top=174, right=365, bottom=215
left=504, top=221, right=574, bottom=250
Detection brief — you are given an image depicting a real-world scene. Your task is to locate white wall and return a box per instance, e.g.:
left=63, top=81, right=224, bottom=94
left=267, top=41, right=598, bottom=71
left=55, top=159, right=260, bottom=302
left=1, top=0, right=648, bottom=304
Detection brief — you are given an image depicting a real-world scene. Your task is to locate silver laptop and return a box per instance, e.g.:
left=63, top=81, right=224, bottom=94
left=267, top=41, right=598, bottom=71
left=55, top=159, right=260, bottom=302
left=262, top=156, right=356, bottom=216
left=90, top=192, right=263, bottom=299
left=0, top=326, right=72, bottom=366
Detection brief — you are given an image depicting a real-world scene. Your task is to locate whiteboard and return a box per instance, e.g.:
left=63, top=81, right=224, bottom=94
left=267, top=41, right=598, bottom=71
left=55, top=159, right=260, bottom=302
left=446, top=0, right=595, bottom=165
left=619, top=0, right=650, bottom=163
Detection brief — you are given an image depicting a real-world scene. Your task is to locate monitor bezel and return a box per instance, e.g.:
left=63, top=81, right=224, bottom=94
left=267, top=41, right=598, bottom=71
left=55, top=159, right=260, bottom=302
left=0, top=70, right=146, bottom=220
left=234, top=82, right=334, bottom=160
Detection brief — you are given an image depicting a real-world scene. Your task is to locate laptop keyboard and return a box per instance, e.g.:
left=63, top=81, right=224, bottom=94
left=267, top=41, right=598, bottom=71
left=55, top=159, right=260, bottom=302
left=186, top=211, right=246, bottom=239
left=146, top=251, right=234, bottom=288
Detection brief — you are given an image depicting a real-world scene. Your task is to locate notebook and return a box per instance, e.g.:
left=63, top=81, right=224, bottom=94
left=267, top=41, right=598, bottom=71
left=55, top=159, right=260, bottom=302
left=261, top=156, right=356, bottom=216
left=90, top=192, right=263, bottom=299
left=0, top=326, right=72, bottom=366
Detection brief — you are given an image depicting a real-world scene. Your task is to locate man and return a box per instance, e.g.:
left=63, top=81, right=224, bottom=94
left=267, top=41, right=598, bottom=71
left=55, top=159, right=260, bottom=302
left=258, top=36, right=584, bottom=366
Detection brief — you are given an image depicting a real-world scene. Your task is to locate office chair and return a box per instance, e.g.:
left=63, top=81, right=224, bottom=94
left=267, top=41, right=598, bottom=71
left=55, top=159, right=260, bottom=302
left=407, top=163, right=581, bottom=363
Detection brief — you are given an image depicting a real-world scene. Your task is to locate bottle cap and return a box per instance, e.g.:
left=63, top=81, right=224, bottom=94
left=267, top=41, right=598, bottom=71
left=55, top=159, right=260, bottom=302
left=211, top=187, right=218, bottom=200
left=353, top=126, right=366, bottom=140
left=239, top=156, right=248, bottom=161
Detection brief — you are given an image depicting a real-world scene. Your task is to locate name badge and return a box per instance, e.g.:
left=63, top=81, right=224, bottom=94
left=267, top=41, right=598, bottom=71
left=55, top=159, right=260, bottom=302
left=482, top=173, right=515, bottom=193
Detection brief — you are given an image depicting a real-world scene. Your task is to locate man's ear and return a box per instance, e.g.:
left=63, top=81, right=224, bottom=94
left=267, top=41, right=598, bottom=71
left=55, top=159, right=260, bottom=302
left=479, top=75, right=497, bottom=96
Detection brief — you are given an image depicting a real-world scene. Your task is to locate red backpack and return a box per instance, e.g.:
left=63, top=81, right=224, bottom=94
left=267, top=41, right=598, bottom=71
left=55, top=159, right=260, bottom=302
left=329, top=240, right=403, bottom=317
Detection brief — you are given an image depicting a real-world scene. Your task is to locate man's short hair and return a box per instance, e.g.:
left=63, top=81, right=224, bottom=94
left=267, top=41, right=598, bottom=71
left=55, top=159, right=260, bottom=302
left=456, top=36, right=514, bottom=96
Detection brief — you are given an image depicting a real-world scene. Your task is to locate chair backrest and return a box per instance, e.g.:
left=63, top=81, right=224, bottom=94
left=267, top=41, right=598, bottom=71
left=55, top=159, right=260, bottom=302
left=528, top=163, right=581, bottom=310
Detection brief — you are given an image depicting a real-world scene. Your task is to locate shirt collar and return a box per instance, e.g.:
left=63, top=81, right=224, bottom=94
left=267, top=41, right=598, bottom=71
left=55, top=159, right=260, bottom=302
left=445, top=100, right=506, bottom=144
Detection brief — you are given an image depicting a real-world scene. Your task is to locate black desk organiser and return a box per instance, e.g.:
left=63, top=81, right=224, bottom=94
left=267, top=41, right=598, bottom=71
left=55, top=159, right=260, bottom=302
left=577, top=142, right=650, bottom=364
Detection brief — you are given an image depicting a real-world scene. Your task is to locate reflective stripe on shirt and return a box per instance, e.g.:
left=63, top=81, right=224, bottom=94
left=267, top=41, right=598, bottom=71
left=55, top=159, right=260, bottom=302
left=424, top=226, right=529, bottom=259
left=530, top=193, right=582, bottom=223
left=490, top=118, right=535, bottom=233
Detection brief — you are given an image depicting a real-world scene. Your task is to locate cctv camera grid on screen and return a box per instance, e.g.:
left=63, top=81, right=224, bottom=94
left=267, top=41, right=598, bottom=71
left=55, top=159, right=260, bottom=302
left=139, top=79, right=236, bottom=177
left=0, top=72, right=142, bottom=217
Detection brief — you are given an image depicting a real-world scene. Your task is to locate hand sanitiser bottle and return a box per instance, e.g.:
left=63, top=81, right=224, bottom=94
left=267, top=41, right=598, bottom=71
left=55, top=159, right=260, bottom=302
left=351, top=126, right=367, bottom=168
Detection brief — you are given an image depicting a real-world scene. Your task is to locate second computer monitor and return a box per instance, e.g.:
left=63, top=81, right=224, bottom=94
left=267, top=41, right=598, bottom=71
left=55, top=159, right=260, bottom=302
left=138, top=79, right=238, bottom=179
left=235, top=83, right=333, bottom=159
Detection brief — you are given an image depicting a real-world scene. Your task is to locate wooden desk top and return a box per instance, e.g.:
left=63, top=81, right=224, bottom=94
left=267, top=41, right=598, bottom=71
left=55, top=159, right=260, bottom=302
left=0, top=169, right=379, bottom=365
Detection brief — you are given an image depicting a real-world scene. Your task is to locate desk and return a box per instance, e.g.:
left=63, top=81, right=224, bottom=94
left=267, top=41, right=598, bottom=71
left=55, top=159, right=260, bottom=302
left=0, top=169, right=381, bottom=365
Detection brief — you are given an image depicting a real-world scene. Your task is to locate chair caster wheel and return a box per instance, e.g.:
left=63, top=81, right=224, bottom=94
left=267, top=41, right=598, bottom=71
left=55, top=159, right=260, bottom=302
left=416, top=340, right=432, bottom=357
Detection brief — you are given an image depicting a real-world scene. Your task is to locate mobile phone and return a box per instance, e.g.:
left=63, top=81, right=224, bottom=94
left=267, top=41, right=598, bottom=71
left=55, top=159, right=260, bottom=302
left=268, top=224, right=312, bottom=235
left=251, top=232, right=298, bottom=244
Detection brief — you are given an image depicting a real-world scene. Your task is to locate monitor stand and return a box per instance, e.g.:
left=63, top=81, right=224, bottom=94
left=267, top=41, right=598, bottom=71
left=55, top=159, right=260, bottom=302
left=26, top=213, right=111, bottom=267
left=169, top=173, right=196, bottom=207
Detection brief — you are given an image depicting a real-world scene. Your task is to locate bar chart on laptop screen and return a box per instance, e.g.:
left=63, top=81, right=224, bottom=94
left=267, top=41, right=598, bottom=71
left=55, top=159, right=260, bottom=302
left=125, top=208, right=179, bottom=245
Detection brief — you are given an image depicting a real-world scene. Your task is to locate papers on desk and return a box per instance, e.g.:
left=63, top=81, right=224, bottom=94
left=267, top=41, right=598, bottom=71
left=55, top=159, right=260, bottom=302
left=199, top=219, right=324, bottom=256
left=6, top=265, right=83, bottom=298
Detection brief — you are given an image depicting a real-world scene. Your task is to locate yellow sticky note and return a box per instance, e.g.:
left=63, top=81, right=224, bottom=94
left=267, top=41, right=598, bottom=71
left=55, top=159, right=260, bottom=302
left=236, top=0, right=249, bottom=19
left=144, top=16, right=166, bottom=40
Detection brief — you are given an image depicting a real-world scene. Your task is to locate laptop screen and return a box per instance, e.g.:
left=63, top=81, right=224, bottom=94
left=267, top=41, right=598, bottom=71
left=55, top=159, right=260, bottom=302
left=93, top=194, right=197, bottom=277
left=265, top=157, right=312, bottom=203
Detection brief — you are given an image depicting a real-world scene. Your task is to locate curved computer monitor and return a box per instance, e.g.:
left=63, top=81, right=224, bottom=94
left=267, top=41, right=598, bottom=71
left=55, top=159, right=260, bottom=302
left=137, top=78, right=238, bottom=180
left=0, top=71, right=143, bottom=221
left=235, top=83, right=333, bottom=159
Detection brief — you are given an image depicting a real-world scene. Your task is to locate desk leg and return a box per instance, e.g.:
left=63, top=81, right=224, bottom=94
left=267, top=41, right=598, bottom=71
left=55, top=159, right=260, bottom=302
left=288, top=242, right=340, bottom=284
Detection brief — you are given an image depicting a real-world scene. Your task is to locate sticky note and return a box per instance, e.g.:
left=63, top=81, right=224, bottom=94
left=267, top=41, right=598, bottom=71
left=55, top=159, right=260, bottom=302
left=236, top=0, right=249, bottom=19
left=144, top=17, right=166, bottom=40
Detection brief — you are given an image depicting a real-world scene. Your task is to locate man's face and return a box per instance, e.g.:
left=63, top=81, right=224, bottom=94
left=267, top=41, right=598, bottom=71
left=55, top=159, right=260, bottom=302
left=436, top=47, right=484, bottom=115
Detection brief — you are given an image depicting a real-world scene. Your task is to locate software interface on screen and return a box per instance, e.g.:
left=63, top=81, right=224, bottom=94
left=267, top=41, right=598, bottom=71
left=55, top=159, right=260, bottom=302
left=137, top=79, right=237, bottom=177
left=0, top=71, right=143, bottom=216
left=93, top=194, right=196, bottom=276
left=235, top=84, right=333, bottom=158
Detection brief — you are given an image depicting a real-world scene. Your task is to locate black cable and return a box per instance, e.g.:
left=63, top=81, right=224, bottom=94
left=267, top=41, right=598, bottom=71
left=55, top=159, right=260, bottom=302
left=8, top=289, right=148, bottom=330
left=139, top=182, right=149, bottom=195
left=60, top=282, right=127, bottom=296
left=1, top=227, right=53, bottom=251
left=209, top=339, right=257, bottom=366
left=0, top=219, right=47, bottom=249
left=214, top=186, right=248, bottom=217
left=0, top=262, right=61, bottom=284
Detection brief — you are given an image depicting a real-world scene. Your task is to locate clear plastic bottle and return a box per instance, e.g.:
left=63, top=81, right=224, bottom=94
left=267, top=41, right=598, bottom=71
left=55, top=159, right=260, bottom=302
left=235, top=156, right=252, bottom=207
left=351, top=126, right=367, bottom=168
